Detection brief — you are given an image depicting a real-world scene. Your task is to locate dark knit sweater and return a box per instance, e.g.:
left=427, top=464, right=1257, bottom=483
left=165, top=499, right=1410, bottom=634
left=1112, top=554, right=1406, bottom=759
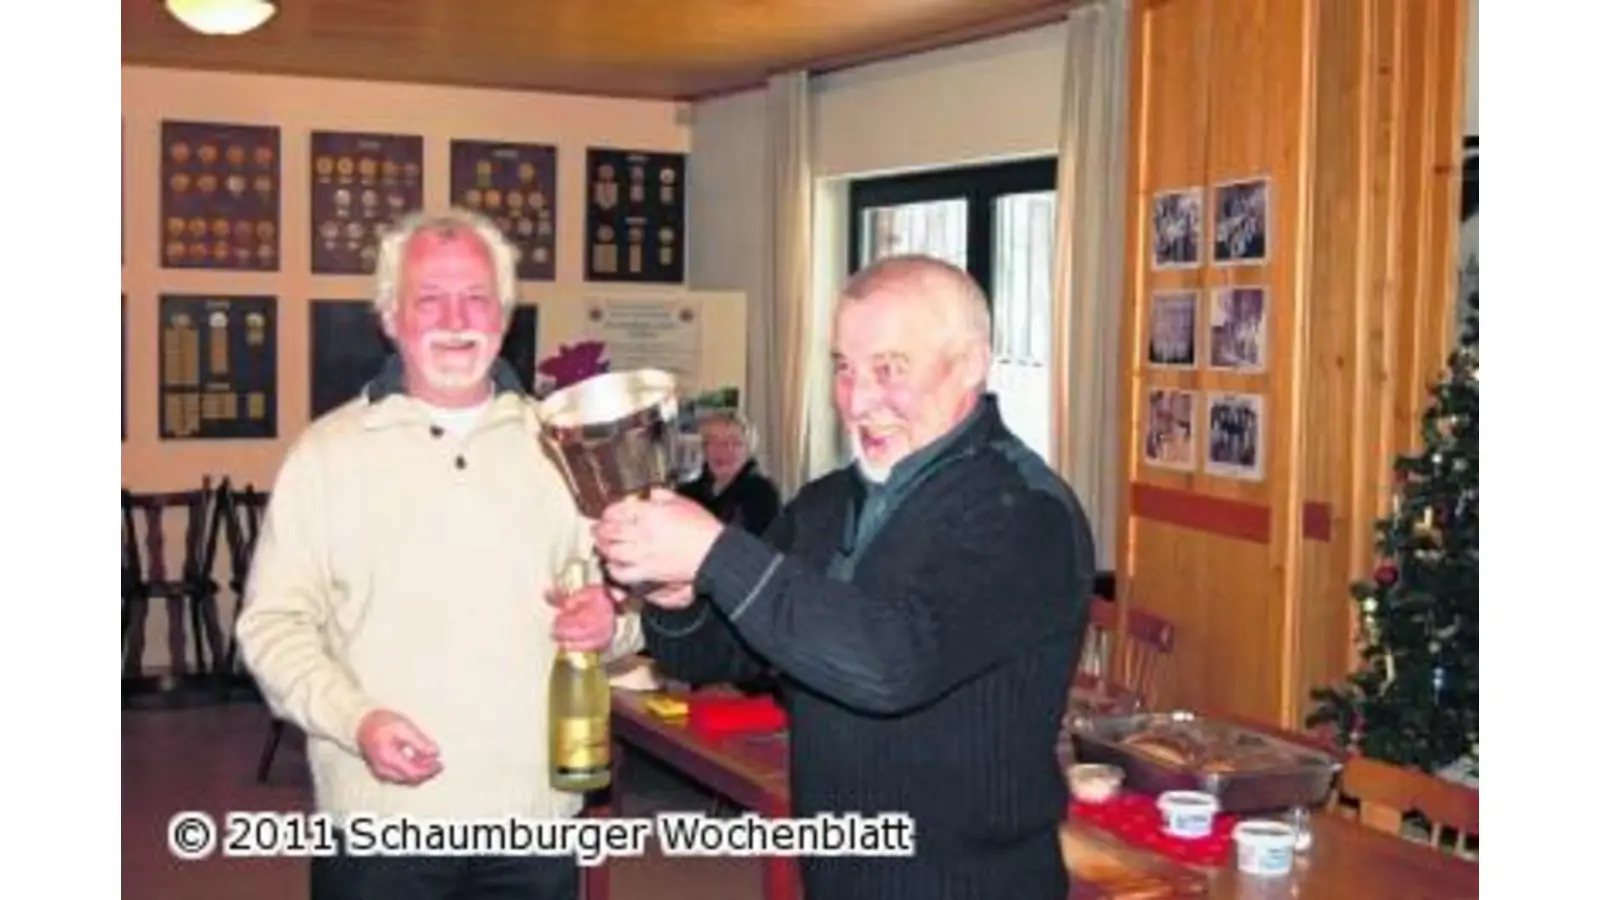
left=677, top=459, right=781, bottom=537
left=643, top=396, right=1095, bottom=900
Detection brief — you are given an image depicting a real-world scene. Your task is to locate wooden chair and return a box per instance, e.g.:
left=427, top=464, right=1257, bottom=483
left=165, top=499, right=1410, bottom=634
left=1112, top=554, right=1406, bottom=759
left=1073, top=597, right=1176, bottom=712
left=205, top=484, right=298, bottom=785
left=218, top=482, right=270, bottom=692
left=122, top=480, right=228, bottom=700
left=1331, top=755, right=1479, bottom=857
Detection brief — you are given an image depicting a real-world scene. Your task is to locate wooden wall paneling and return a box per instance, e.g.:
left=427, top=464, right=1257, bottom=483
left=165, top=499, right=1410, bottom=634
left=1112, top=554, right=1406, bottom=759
left=1116, top=0, right=1467, bottom=728
left=1297, top=0, right=1375, bottom=721
left=1349, top=0, right=1405, bottom=673
left=1203, top=0, right=1313, bottom=724
left=1115, top=0, right=1217, bottom=714
left=1259, top=0, right=1316, bottom=726
left=1392, top=1, right=1468, bottom=470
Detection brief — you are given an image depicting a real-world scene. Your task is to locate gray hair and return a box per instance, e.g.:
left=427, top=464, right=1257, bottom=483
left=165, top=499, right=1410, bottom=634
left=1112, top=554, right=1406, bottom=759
left=371, top=208, right=519, bottom=321
left=839, top=254, right=992, bottom=350
left=697, top=408, right=759, bottom=454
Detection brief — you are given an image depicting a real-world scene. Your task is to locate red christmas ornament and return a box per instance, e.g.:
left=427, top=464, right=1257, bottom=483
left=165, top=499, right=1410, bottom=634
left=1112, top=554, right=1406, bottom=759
left=1375, top=564, right=1398, bottom=586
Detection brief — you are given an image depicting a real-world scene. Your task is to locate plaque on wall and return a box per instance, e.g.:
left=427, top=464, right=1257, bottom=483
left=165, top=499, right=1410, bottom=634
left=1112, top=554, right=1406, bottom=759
left=451, top=140, right=558, bottom=281
left=310, top=131, right=424, bottom=275
left=309, top=300, right=541, bottom=418
left=584, top=148, right=686, bottom=284
left=158, top=295, right=277, bottom=440
left=160, top=120, right=281, bottom=271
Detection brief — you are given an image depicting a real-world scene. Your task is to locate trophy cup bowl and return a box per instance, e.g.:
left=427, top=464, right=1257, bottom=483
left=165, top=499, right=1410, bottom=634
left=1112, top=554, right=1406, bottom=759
left=536, top=368, right=680, bottom=520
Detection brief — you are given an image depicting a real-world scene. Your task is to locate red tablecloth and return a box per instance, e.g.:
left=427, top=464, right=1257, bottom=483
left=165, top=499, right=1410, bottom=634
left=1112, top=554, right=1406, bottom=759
left=1067, top=792, right=1239, bottom=868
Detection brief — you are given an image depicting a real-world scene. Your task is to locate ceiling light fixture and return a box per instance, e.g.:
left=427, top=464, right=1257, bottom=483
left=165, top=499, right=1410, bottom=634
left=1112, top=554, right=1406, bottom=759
left=165, top=0, right=278, bottom=37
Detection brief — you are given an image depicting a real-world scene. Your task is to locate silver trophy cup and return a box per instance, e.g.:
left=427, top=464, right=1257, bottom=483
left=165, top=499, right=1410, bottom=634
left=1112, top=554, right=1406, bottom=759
left=536, top=369, right=680, bottom=595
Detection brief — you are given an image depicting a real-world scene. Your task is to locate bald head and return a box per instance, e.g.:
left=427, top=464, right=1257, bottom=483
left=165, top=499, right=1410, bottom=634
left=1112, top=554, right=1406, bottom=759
left=830, top=255, right=994, bottom=482
left=838, top=254, right=992, bottom=353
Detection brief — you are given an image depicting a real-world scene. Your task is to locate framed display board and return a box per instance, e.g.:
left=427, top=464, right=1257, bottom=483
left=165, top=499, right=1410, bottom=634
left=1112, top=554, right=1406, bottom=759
left=584, top=148, right=686, bottom=284
left=309, top=300, right=390, bottom=419
left=159, top=120, right=281, bottom=271
left=158, top=294, right=277, bottom=440
left=309, top=131, right=423, bottom=274
left=451, top=140, right=558, bottom=280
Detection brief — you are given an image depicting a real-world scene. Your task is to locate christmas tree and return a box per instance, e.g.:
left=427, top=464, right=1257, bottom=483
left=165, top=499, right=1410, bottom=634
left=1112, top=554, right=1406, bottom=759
left=1308, top=294, right=1478, bottom=778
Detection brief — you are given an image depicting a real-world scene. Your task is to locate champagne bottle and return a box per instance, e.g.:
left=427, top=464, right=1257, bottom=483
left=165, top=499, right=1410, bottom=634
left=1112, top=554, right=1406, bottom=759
left=550, top=649, right=611, bottom=792
left=549, top=558, right=611, bottom=792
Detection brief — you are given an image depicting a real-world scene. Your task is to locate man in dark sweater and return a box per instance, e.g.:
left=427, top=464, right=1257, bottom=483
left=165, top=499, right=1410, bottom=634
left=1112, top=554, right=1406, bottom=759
left=571, top=255, right=1095, bottom=900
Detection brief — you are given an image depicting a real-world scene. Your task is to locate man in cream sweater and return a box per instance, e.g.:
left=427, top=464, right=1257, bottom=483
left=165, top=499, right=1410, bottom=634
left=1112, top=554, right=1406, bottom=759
left=237, top=208, right=641, bottom=900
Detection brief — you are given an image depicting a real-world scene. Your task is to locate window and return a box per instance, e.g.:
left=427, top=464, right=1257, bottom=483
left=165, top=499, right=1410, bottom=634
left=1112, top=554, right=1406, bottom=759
left=847, top=158, right=1058, bottom=463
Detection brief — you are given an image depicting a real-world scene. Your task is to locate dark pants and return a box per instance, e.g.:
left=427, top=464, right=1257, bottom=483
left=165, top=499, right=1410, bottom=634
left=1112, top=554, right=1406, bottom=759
left=311, top=846, right=578, bottom=900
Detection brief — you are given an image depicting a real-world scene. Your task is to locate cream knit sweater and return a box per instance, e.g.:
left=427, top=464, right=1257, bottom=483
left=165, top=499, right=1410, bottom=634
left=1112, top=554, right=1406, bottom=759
left=236, top=386, right=642, bottom=824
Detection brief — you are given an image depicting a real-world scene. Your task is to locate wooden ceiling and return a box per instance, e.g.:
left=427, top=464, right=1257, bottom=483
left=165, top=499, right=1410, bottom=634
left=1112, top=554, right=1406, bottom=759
left=123, top=0, right=1072, bottom=100
left=124, top=0, right=1075, bottom=99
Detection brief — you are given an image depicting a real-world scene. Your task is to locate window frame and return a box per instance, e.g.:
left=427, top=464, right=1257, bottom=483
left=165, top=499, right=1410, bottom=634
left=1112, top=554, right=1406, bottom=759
left=845, top=156, right=1059, bottom=298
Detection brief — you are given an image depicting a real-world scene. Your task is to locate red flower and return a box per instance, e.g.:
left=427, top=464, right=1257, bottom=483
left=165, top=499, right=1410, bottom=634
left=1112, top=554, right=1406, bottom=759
left=537, top=341, right=610, bottom=390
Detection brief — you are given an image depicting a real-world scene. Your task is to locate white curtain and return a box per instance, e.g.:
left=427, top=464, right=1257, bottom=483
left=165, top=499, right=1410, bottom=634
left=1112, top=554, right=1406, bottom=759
left=765, top=71, right=815, bottom=498
left=1051, top=0, right=1130, bottom=569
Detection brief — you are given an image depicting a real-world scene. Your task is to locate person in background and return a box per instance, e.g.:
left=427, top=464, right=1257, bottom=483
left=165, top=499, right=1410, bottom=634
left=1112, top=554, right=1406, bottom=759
left=562, top=254, right=1096, bottom=900
left=237, top=207, right=641, bottom=900
left=678, top=410, right=781, bottom=545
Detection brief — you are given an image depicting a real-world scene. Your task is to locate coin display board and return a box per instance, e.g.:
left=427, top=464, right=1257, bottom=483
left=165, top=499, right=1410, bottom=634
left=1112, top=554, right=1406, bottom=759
left=451, top=140, right=558, bottom=281
left=158, top=295, right=278, bottom=440
left=159, top=120, right=281, bottom=271
left=310, top=131, right=424, bottom=275
left=309, top=300, right=391, bottom=419
left=584, top=148, right=686, bottom=284
left=309, top=301, right=540, bottom=418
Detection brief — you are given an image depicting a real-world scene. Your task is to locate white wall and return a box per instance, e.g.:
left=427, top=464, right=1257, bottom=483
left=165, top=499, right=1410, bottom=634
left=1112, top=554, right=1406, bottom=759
left=809, top=24, right=1067, bottom=179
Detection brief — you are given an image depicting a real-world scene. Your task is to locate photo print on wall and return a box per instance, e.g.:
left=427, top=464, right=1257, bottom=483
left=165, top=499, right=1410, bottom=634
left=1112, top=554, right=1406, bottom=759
left=1212, top=177, right=1270, bottom=266
left=1204, top=391, right=1265, bottom=481
left=1208, top=286, right=1268, bottom=372
left=1143, top=387, right=1198, bottom=472
left=1148, top=290, right=1199, bottom=369
left=1151, top=187, right=1203, bottom=270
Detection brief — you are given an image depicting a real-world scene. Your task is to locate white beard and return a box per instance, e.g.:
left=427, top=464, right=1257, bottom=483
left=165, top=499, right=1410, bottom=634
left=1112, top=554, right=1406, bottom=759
left=420, top=331, right=494, bottom=390
left=848, top=432, right=892, bottom=484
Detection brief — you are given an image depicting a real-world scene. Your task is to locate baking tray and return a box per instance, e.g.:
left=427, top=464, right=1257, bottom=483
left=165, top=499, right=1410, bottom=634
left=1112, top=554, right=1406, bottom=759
left=1067, top=711, right=1342, bottom=813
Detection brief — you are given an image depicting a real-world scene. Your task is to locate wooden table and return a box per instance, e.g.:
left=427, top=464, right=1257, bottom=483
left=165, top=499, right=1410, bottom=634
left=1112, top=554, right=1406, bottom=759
left=601, top=686, right=1477, bottom=899
left=605, top=686, right=798, bottom=900
left=604, top=688, right=1203, bottom=899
